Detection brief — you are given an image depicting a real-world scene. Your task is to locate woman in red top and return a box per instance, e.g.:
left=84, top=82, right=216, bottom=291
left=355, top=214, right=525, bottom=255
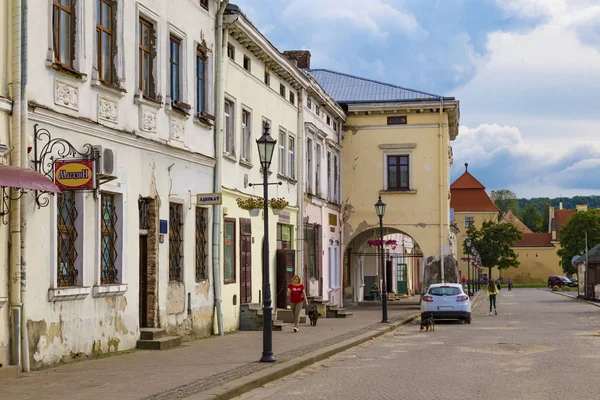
left=287, top=274, right=308, bottom=332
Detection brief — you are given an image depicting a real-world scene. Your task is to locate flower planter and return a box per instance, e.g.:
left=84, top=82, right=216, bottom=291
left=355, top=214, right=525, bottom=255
left=272, top=208, right=284, bottom=215
left=248, top=209, right=261, bottom=217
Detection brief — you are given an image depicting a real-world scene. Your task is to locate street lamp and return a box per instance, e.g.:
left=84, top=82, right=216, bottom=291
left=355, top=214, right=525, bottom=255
left=256, top=124, right=276, bottom=363
left=374, top=196, right=389, bottom=323
left=465, top=238, right=471, bottom=297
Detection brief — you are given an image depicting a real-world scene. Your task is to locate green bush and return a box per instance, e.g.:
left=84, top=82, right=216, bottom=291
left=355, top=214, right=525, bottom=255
left=561, top=286, right=572, bottom=291
left=551, top=285, right=560, bottom=291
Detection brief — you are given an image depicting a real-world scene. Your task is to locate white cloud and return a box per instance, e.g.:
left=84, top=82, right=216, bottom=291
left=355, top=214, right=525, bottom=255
left=281, top=0, right=428, bottom=40
left=494, top=0, right=567, bottom=18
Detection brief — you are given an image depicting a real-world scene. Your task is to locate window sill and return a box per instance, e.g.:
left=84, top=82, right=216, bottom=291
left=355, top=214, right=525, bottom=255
left=48, top=62, right=88, bottom=82
left=134, top=93, right=163, bottom=109
left=277, top=173, right=287, bottom=181
left=288, top=178, right=297, bottom=185
left=166, top=100, right=192, bottom=118
left=48, top=286, right=91, bottom=302
left=0, top=297, right=7, bottom=308
left=194, top=114, right=214, bottom=128
left=91, top=79, right=127, bottom=98
left=223, top=153, right=237, bottom=163
left=92, top=284, right=128, bottom=298
left=224, top=280, right=236, bottom=285
left=239, top=159, right=253, bottom=169
left=380, top=189, right=417, bottom=195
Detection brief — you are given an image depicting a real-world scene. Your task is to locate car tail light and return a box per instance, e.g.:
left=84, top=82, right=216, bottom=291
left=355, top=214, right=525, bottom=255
left=456, top=295, right=469, bottom=302
left=423, top=295, right=434, bottom=302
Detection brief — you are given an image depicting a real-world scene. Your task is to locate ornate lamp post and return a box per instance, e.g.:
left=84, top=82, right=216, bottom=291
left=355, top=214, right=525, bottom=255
left=374, top=196, right=389, bottom=323
left=256, top=125, right=276, bottom=363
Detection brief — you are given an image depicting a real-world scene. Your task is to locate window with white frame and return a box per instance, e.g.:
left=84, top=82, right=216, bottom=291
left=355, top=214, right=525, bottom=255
left=138, top=15, right=157, bottom=99
left=56, top=191, right=83, bottom=287
left=95, top=0, right=117, bottom=85
left=327, top=151, right=332, bottom=201
left=307, top=97, right=312, bottom=110
left=243, top=55, right=251, bottom=72
left=288, top=135, right=296, bottom=179
left=333, top=153, right=339, bottom=203
left=100, top=192, right=122, bottom=284
left=52, top=0, right=76, bottom=68
left=386, top=154, right=410, bottom=191
left=315, top=143, right=322, bottom=197
left=224, top=100, right=235, bottom=155
left=307, top=138, right=314, bottom=193
left=465, top=216, right=474, bottom=228
left=278, top=130, right=286, bottom=175
left=241, top=109, right=251, bottom=162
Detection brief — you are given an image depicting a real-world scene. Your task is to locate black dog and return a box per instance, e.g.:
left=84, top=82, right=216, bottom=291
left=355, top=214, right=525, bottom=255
left=420, top=316, right=435, bottom=332
left=307, top=305, right=319, bottom=326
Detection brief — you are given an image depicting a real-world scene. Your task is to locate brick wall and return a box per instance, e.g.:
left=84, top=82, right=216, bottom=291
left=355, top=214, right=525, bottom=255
left=283, top=50, right=311, bottom=69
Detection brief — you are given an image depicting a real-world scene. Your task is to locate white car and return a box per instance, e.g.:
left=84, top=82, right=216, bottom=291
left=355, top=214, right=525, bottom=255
left=421, top=283, right=472, bottom=324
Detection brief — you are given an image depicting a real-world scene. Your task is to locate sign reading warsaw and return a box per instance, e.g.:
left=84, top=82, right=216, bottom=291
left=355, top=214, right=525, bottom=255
left=196, top=193, right=222, bottom=205
left=54, top=159, right=96, bottom=190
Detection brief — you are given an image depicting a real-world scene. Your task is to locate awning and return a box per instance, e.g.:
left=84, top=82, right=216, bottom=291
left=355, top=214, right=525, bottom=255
left=0, top=164, right=61, bottom=193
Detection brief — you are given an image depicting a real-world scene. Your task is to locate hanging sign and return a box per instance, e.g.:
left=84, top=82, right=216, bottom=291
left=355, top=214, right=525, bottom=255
left=54, top=159, right=96, bottom=190
left=196, top=192, right=222, bottom=205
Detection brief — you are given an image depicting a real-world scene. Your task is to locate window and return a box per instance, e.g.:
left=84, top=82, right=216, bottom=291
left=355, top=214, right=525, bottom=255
left=196, top=207, right=208, bottom=281
left=200, top=0, right=209, bottom=10
left=264, top=68, right=270, bottom=86
left=307, top=138, right=313, bottom=193
left=288, top=136, right=295, bottom=179
left=280, top=84, right=286, bottom=98
left=170, top=35, right=182, bottom=102
left=277, top=224, right=293, bottom=250
left=243, top=55, right=251, bottom=72
left=315, top=105, right=321, bottom=117
left=387, top=116, right=407, bottom=125
left=278, top=130, right=286, bottom=175
left=327, top=116, right=331, bottom=126
left=53, top=0, right=75, bottom=67
left=57, top=191, right=79, bottom=287
left=327, top=151, right=332, bottom=201
left=196, top=49, right=207, bottom=114
left=224, top=100, right=234, bottom=155
left=100, top=193, right=119, bottom=284
left=227, top=43, right=235, bottom=60
left=241, top=109, right=251, bottom=161
left=307, top=98, right=312, bottom=109
left=465, top=216, right=475, bottom=228
left=224, top=218, right=236, bottom=283
left=387, top=155, right=409, bottom=191
left=289, top=91, right=295, bottom=105
left=169, top=203, right=183, bottom=281
left=333, top=154, right=339, bottom=203
left=333, top=121, right=338, bottom=132
left=96, top=0, right=116, bottom=84
left=139, top=17, right=156, bottom=99
left=315, top=143, right=322, bottom=196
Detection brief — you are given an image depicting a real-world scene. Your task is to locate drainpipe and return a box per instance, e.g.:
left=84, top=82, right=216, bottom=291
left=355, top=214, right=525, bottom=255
left=212, top=0, right=229, bottom=336
left=9, top=0, right=23, bottom=368
left=439, top=98, right=445, bottom=283
left=296, top=89, right=304, bottom=282
left=20, top=0, right=30, bottom=372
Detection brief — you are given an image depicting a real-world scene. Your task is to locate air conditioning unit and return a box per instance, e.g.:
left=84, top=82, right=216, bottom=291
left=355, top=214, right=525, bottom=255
left=92, top=145, right=117, bottom=176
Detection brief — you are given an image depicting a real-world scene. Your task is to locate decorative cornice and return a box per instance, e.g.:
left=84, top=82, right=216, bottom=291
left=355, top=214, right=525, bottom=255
left=380, top=143, right=417, bottom=149
left=29, top=107, right=216, bottom=168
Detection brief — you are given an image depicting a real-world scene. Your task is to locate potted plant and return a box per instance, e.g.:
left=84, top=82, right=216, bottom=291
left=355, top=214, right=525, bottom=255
left=269, top=197, right=289, bottom=215
left=236, top=197, right=264, bottom=216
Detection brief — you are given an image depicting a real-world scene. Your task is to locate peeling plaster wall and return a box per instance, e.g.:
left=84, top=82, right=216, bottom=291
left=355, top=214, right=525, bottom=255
left=342, top=111, right=455, bottom=293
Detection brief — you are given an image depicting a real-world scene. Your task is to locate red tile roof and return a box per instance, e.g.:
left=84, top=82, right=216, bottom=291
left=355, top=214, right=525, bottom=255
left=513, top=233, right=554, bottom=247
left=554, top=210, right=576, bottom=240
left=450, top=171, right=498, bottom=212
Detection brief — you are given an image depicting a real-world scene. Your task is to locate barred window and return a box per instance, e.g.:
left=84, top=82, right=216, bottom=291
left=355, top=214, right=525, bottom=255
left=57, top=191, right=79, bottom=287
left=196, top=207, right=208, bottom=281
left=101, top=193, right=119, bottom=284
left=169, top=203, right=183, bottom=281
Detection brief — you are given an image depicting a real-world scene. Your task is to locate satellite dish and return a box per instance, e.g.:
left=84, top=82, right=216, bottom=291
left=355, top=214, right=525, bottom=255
left=571, top=255, right=580, bottom=267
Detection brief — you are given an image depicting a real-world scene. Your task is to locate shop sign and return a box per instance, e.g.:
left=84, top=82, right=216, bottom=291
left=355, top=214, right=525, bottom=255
left=54, top=159, right=96, bottom=190
left=278, top=211, right=290, bottom=223
left=196, top=192, right=222, bottom=205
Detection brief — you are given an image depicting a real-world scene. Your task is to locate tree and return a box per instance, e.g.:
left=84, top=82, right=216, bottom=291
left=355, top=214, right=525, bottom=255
left=557, top=210, right=600, bottom=276
left=540, top=201, right=550, bottom=233
left=464, top=220, right=523, bottom=277
left=493, top=189, right=519, bottom=220
left=521, top=204, right=543, bottom=232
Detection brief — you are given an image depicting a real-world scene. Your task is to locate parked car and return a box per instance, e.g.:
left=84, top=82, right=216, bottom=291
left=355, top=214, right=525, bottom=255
left=568, top=276, right=578, bottom=286
left=421, top=283, right=472, bottom=324
left=547, top=275, right=573, bottom=288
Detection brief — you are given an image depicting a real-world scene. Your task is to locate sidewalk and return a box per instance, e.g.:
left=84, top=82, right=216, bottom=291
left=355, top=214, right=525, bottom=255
left=2, top=298, right=423, bottom=400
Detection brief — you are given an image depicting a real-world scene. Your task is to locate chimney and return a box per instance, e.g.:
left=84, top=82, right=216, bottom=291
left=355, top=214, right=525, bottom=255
left=559, top=201, right=563, bottom=210
left=575, top=204, right=588, bottom=212
left=490, top=190, right=495, bottom=203
left=283, top=50, right=311, bottom=69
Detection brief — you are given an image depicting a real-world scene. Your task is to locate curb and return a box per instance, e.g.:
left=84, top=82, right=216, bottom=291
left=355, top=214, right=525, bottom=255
left=195, top=313, right=420, bottom=399
left=549, top=290, right=600, bottom=308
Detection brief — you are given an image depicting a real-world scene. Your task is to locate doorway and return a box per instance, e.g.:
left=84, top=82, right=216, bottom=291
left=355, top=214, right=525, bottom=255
left=138, top=197, right=158, bottom=328
left=239, top=218, right=252, bottom=304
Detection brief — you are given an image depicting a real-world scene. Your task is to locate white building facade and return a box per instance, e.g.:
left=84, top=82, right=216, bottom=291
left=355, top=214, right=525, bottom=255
left=2, top=0, right=218, bottom=369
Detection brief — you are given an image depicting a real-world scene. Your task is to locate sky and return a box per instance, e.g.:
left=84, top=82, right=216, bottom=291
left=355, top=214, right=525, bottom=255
left=232, top=0, right=600, bottom=199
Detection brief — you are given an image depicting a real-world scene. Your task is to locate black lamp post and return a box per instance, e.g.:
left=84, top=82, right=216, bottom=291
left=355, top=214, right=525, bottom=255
left=375, top=196, right=389, bottom=323
left=256, top=124, right=276, bottom=363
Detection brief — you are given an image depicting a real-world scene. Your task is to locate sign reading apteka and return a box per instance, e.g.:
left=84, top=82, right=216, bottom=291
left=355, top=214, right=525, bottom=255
left=54, top=159, right=96, bottom=190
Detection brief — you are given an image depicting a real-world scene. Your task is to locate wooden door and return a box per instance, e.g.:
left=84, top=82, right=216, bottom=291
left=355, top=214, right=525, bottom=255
left=139, top=234, right=148, bottom=328
left=239, top=219, right=252, bottom=304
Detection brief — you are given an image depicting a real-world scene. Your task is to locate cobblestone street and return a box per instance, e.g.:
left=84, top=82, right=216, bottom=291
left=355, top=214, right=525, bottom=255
left=234, top=289, right=600, bottom=400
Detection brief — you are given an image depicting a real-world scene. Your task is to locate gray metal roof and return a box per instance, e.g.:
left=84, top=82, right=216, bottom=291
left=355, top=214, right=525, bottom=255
left=574, top=243, right=600, bottom=264
left=306, top=69, right=454, bottom=104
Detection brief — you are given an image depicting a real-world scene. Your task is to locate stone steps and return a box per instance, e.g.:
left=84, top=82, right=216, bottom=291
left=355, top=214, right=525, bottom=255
left=136, top=328, right=182, bottom=350
left=326, top=306, right=353, bottom=319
